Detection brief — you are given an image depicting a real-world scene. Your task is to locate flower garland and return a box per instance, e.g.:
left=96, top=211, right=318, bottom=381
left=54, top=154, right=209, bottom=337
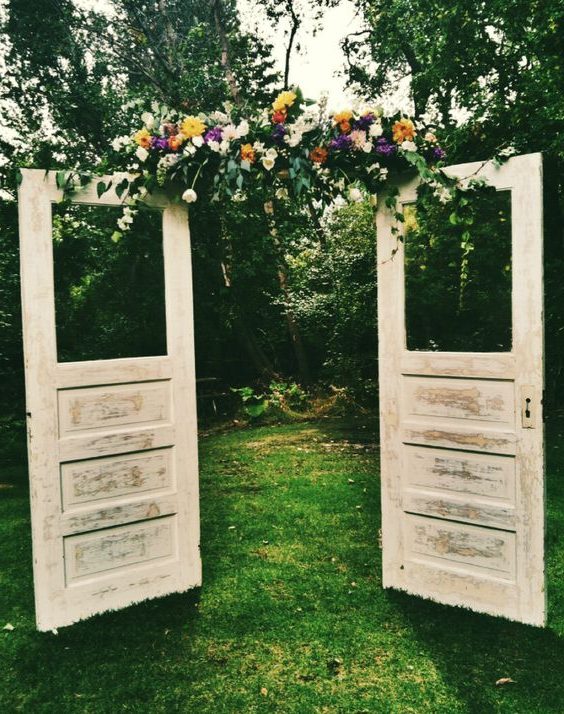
left=60, top=88, right=460, bottom=238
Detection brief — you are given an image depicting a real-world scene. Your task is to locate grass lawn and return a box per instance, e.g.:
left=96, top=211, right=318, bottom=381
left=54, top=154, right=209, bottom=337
left=1, top=415, right=564, bottom=713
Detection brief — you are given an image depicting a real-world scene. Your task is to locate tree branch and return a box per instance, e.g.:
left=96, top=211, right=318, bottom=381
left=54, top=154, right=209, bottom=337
left=284, top=0, right=300, bottom=89
left=212, top=0, right=242, bottom=105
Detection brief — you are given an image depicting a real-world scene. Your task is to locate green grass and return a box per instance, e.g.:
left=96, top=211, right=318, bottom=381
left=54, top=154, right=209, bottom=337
left=1, top=416, right=564, bottom=713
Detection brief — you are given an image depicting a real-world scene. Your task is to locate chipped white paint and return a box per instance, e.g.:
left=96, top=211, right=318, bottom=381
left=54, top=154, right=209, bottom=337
left=18, top=169, right=201, bottom=631
left=377, top=154, right=545, bottom=626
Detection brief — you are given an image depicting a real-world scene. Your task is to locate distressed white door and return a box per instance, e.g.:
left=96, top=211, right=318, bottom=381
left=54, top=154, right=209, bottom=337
left=18, top=169, right=201, bottom=631
left=377, top=153, right=545, bottom=625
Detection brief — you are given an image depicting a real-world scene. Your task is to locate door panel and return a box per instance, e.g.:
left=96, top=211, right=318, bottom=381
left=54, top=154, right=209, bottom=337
left=377, top=153, right=544, bottom=626
left=18, top=170, right=201, bottom=631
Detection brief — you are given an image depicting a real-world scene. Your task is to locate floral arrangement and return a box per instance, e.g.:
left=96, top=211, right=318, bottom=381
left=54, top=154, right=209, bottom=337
left=81, top=88, right=452, bottom=236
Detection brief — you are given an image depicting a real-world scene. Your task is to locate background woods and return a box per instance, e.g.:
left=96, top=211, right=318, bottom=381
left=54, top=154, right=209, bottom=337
left=0, top=0, right=563, bottom=459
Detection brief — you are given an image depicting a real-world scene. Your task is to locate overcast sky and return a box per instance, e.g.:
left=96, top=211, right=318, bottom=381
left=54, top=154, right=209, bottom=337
left=237, top=0, right=362, bottom=108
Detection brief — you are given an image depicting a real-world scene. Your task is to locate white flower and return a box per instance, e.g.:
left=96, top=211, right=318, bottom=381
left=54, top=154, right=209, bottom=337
left=232, top=190, right=247, bottom=202
left=222, top=124, right=238, bottom=140
left=182, top=188, right=197, bottom=203
left=275, top=187, right=289, bottom=200
left=265, top=147, right=278, bottom=160
left=424, top=132, right=437, bottom=144
left=135, top=146, right=149, bottom=162
left=379, top=168, right=389, bottom=180
left=253, top=141, right=265, bottom=154
left=434, top=186, right=453, bottom=204
left=111, top=135, right=130, bottom=151
left=285, top=132, right=302, bottom=147
left=208, top=140, right=221, bottom=153
left=349, top=187, right=363, bottom=202
left=262, top=156, right=275, bottom=171
left=192, top=135, right=204, bottom=148
left=367, top=162, right=380, bottom=174
left=236, top=120, right=249, bottom=138
left=362, top=142, right=373, bottom=153
left=183, top=144, right=196, bottom=156
left=210, top=110, right=229, bottom=124
left=219, top=140, right=230, bottom=156
left=159, top=154, right=179, bottom=169
left=141, top=112, right=155, bottom=129
left=369, top=121, right=383, bottom=138
left=401, top=140, right=417, bottom=152
left=499, top=146, right=516, bottom=158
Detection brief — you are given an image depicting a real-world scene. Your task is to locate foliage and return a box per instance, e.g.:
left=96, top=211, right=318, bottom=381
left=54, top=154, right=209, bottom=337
left=404, top=183, right=512, bottom=351
left=232, top=380, right=309, bottom=421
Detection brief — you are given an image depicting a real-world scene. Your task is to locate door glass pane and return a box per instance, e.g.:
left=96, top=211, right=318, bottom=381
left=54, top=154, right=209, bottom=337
left=52, top=203, right=167, bottom=362
left=404, top=189, right=512, bottom=352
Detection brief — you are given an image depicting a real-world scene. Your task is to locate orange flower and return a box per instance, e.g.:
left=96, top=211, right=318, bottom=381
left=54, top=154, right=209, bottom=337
left=392, top=118, right=416, bottom=143
left=333, top=110, right=353, bottom=124
left=240, top=143, right=256, bottom=163
left=309, top=146, right=328, bottom=164
left=168, top=135, right=183, bottom=151
left=272, top=109, right=287, bottom=124
left=339, top=120, right=352, bottom=134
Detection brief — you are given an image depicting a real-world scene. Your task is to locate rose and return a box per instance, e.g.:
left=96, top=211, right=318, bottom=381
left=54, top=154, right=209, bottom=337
left=192, top=135, right=204, bottom=148
left=182, top=188, right=197, bottom=203
left=135, top=146, right=149, bottom=162
left=348, top=187, right=363, bottom=202
left=401, top=140, right=417, bottom=152
left=141, top=112, right=155, bottom=129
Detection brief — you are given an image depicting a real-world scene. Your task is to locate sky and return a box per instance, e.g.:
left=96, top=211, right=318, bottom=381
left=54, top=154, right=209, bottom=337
left=236, top=0, right=362, bottom=108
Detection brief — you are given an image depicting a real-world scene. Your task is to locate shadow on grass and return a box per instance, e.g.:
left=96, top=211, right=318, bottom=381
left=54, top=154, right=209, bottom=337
left=389, top=589, right=564, bottom=712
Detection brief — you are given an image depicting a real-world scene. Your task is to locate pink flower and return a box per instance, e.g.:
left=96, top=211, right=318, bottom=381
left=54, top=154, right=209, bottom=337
left=350, top=129, right=367, bottom=149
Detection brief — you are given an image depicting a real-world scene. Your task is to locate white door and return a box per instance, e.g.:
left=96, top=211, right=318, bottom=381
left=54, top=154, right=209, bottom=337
left=377, top=153, right=545, bottom=626
left=18, top=170, right=201, bottom=631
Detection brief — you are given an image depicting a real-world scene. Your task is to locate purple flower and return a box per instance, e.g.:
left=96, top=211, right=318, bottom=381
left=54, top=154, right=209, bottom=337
left=329, top=134, right=353, bottom=151
left=374, top=137, right=396, bottom=156
left=353, top=113, right=375, bottom=131
left=271, top=124, right=286, bottom=144
left=433, top=146, right=446, bottom=160
left=151, top=136, right=168, bottom=150
left=204, top=126, right=223, bottom=143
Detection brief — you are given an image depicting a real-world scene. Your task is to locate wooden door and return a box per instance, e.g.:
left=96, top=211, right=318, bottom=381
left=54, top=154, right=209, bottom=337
left=18, top=170, right=201, bottom=631
left=376, top=153, right=545, bottom=625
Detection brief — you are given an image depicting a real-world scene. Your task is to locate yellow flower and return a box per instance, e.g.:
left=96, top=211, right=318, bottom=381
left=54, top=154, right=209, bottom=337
left=272, top=90, right=297, bottom=112
left=333, top=110, right=353, bottom=125
left=180, top=115, right=206, bottom=139
left=392, top=118, right=416, bottom=143
left=134, top=128, right=152, bottom=148
left=240, top=143, right=256, bottom=163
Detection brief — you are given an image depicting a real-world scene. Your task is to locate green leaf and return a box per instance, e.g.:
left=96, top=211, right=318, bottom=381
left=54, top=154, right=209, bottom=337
left=115, top=178, right=129, bottom=199
left=240, top=160, right=251, bottom=172
left=449, top=212, right=459, bottom=225
left=56, top=171, right=67, bottom=190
